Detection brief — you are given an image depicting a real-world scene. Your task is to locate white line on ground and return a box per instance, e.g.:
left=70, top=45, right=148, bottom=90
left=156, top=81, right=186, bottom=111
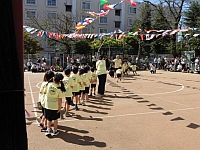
left=28, top=76, right=38, bottom=118
left=32, top=106, right=200, bottom=124
left=154, top=96, right=189, bottom=107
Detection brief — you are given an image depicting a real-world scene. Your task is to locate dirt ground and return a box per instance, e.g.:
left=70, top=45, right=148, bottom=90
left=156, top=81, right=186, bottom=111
left=25, top=70, right=200, bottom=150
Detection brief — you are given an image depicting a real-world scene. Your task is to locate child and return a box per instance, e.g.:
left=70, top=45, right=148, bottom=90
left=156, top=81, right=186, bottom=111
left=109, top=64, right=115, bottom=78
left=79, top=68, right=86, bottom=105
left=150, top=63, right=156, bottom=74
left=37, top=72, right=54, bottom=132
left=122, top=61, right=128, bottom=76
left=90, top=67, right=97, bottom=96
left=130, top=63, right=137, bottom=75
left=116, top=67, right=122, bottom=82
left=44, top=73, right=66, bottom=136
left=62, top=69, right=75, bottom=117
left=83, top=66, right=91, bottom=102
left=71, top=67, right=82, bottom=110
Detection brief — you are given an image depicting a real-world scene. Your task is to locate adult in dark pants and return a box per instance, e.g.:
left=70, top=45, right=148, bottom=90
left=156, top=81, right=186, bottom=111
left=96, top=55, right=107, bottom=96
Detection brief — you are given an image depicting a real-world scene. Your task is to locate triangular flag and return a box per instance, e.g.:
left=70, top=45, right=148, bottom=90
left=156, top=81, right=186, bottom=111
left=100, top=0, right=108, bottom=5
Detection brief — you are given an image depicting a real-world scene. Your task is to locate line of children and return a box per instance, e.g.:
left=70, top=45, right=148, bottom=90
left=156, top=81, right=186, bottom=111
left=37, top=71, right=66, bottom=136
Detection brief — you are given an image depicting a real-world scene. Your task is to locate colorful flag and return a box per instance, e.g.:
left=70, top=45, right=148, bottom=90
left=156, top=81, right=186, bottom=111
left=100, top=0, right=108, bottom=5
left=123, top=0, right=136, bottom=7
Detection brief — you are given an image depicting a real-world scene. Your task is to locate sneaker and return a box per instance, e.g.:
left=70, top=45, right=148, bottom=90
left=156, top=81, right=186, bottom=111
left=75, top=104, right=79, bottom=110
left=89, top=94, right=92, bottom=96
left=65, top=112, right=72, bottom=117
left=45, top=128, right=52, bottom=136
left=93, top=93, right=96, bottom=95
left=41, top=127, right=47, bottom=132
left=52, top=130, right=59, bottom=136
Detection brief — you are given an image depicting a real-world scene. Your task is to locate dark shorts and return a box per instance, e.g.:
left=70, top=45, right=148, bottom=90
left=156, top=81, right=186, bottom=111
left=65, top=97, right=72, bottom=105
left=91, top=84, right=96, bottom=88
left=117, top=74, right=121, bottom=78
left=42, top=106, right=45, bottom=115
left=80, top=90, right=85, bottom=94
left=73, top=92, right=80, bottom=96
left=85, top=87, right=90, bottom=93
left=44, top=109, right=60, bottom=122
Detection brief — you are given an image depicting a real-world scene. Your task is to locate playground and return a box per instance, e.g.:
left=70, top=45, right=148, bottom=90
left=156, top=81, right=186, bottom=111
left=25, top=70, right=200, bottom=150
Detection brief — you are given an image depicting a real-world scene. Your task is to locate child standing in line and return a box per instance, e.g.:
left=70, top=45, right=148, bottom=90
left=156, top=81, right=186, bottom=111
left=83, top=66, right=91, bottom=102
left=71, top=67, right=82, bottom=110
left=62, top=69, right=75, bottom=117
left=37, top=72, right=54, bottom=132
left=116, top=67, right=122, bottom=82
left=90, top=67, right=97, bottom=96
left=44, top=73, right=66, bottom=136
left=79, top=68, right=86, bottom=105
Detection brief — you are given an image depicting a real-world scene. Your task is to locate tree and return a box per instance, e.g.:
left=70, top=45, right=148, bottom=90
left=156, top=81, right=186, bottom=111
left=183, top=1, right=200, bottom=28
left=25, top=11, right=77, bottom=54
left=72, top=39, right=92, bottom=54
left=132, top=2, right=153, bottom=61
left=24, top=31, right=44, bottom=54
left=144, top=0, right=189, bottom=56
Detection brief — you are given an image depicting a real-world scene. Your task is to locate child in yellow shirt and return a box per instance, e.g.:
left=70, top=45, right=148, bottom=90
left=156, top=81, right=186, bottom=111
left=90, top=67, right=97, bottom=96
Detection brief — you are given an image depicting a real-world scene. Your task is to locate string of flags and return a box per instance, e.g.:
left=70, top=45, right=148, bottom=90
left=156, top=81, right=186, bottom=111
left=75, top=0, right=136, bottom=31
left=23, top=25, right=200, bottom=41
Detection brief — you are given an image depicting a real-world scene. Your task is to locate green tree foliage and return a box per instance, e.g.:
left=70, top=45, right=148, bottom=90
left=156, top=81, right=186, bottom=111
left=23, top=31, right=43, bottom=54
left=72, top=39, right=91, bottom=54
left=183, top=1, right=200, bottom=28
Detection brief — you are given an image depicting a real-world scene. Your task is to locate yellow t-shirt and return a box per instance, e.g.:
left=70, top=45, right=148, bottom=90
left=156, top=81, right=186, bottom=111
left=91, top=72, right=97, bottom=84
left=116, top=69, right=122, bottom=74
left=39, top=81, right=47, bottom=107
left=79, top=74, right=86, bottom=90
left=62, top=76, right=74, bottom=97
left=70, top=73, right=81, bottom=92
left=83, top=72, right=91, bottom=87
left=96, top=60, right=106, bottom=75
left=131, top=65, right=136, bottom=71
left=122, top=64, right=128, bottom=72
left=43, top=82, right=65, bottom=110
left=127, top=62, right=131, bottom=67
left=113, top=59, right=122, bottom=68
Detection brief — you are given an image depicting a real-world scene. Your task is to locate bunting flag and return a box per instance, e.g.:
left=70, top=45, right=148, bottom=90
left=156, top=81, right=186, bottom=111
left=123, top=0, right=137, bottom=6
left=100, top=0, right=108, bottom=5
left=24, top=25, right=200, bottom=41
left=77, top=0, right=131, bottom=31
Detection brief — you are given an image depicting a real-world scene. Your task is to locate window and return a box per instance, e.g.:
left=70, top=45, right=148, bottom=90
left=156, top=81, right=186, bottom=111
left=82, top=1, right=91, bottom=10
left=99, top=28, right=108, bottom=33
left=47, top=11, right=57, bottom=20
left=115, top=9, right=121, bottom=16
left=114, top=21, right=121, bottom=28
left=128, top=18, right=133, bottom=26
left=25, top=0, right=36, bottom=5
left=25, top=9, right=37, bottom=19
left=99, top=17, right=108, bottom=24
left=66, top=5, right=72, bottom=12
left=129, top=6, right=136, bottom=14
left=99, top=4, right=104, bottom=11
left=47, top=0, right=57, bottom=7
